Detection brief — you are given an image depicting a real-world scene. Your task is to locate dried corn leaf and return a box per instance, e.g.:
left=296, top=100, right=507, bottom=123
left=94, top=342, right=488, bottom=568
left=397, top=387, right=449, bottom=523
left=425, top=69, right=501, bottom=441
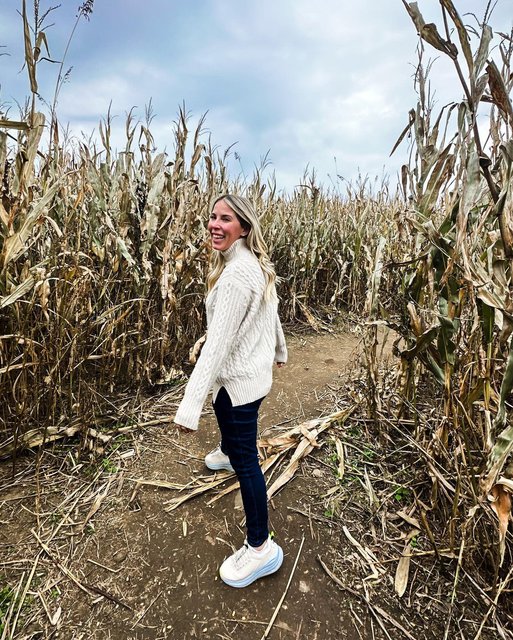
left=489, top=484, right=512, bottom=566
left=0, top=276, right=35, bottom=308
left=487, top=60, right=513, bottom=125
left=267, top=409, right=354, bottom=500
left=1, top=180, right=60, bottom=268
left=363, top=466, right=379, bottom=512
left=0, top=119, right=29, bottom=131
left=439, top=0, right=473, bottom=73
left=300, top=424, right=321, bottom=448
left=0, top=424, right=81, bottom=458
left=474, top=24, right=493, bottom=77
left=390, top=110, right=415, bottom=157
left=394, top=528, right=419, bottom=597
left=496, top=477, right=513, bottom=492
left=22, top=0, right=37, bottom=93
left=130, top=478, right=184, bottom=490
left=259, top=419, right=319, bottom=449
left=395, top=539, right=412, bottom=597
left=298, top=300, right=321, bottom=332
left=402, top=2, right=457, bottom=58
left=116, top=236, right=136, bottom=267
left=482, top=341, right=513, bottom=493
left=165, top=474, right=232, bottom=512
left=397, top=510, right=421, bottom=530
left=80, top=480, right=113, bottom=531
left=163, top=409, right=355, bottom=511
left=364, top=236, right=386, bottom=317
left=50, top=606, right=62, bottom=626
left=342, top=525, right=384, bottom=582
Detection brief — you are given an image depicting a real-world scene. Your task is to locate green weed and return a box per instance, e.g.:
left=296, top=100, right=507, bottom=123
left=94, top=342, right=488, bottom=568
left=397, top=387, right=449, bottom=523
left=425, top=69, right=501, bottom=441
left=0, top=585, right=15, bottom=634
left=394, top=486, right=412, bottom=503
left=101, top=458, right=118, bottom=474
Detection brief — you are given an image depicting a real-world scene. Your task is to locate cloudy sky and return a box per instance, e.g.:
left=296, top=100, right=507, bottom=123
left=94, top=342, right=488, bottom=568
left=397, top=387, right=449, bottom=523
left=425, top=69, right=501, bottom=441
left=1, top=1, right=512, bottom=191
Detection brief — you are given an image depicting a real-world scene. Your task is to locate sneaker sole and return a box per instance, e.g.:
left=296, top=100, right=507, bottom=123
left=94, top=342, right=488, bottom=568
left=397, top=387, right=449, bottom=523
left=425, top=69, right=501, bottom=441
left=220, top=546, right=284, bottom=588
left=205, top=461, right=234, bottom=472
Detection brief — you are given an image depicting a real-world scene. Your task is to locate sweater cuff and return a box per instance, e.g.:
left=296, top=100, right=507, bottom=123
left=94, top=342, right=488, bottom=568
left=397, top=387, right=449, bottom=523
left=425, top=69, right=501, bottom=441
left=275, top=344, right=288, bottom=363
left=174, top=406, right=200, bottom=431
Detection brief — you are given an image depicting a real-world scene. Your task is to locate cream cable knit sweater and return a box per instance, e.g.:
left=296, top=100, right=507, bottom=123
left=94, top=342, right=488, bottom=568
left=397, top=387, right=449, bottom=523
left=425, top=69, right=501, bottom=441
left=174, top=239, right=287, bottom=431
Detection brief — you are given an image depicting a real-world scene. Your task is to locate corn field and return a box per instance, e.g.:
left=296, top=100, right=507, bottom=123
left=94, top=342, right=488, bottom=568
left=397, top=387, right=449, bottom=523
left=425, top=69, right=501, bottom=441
left=0, top=4, right=406, bottom=456
left=370, top=0, right=513, bottom=600
left=0, top=107, right=399, bottom=439
left=1, top=0, right=513, bottom=619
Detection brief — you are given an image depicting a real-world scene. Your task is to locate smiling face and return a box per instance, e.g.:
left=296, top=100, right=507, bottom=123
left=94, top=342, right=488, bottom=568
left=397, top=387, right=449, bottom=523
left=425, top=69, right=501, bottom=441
left=207, top=198, right=248, bottom=252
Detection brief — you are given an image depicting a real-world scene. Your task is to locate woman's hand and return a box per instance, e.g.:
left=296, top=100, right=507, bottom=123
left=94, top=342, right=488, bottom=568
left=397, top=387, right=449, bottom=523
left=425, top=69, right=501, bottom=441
left=170, top=416, right=195, bottom=434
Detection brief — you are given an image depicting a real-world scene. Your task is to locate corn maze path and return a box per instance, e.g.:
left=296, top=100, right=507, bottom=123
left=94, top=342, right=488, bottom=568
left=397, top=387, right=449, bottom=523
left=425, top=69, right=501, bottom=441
left=5, top=328, right=490, bottom=640
left=63, top=329, right=364, bottom=639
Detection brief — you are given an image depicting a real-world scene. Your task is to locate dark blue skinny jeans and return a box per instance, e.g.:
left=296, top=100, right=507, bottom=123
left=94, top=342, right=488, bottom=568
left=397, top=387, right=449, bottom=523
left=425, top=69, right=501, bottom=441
left=213, top=387, right=268, bottom=547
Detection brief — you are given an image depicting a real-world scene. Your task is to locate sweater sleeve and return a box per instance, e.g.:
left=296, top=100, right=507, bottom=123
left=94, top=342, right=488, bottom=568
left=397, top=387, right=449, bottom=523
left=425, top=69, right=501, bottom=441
left=174, top=279, right=251, bottom=431
left=274, top=312, right=288, bottom=363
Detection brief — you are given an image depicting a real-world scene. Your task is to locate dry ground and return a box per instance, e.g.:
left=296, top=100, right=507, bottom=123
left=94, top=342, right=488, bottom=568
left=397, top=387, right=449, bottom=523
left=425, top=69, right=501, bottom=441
left=0, top=327, right=505, bottom=640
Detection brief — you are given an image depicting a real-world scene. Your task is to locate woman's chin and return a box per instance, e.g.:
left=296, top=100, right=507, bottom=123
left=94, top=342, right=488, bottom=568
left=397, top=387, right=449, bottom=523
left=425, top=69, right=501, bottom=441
left=211, top=239, right=227, bottom=251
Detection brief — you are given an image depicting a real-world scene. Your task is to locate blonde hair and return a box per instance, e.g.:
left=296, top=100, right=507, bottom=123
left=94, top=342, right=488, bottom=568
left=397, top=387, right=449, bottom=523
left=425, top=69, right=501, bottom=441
left=206, top=194, right=277, bottom=301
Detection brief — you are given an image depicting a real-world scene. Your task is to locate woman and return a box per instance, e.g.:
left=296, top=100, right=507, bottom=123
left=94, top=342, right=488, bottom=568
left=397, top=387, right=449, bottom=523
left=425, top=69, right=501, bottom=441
left=174, top=194, right=287, bottom=588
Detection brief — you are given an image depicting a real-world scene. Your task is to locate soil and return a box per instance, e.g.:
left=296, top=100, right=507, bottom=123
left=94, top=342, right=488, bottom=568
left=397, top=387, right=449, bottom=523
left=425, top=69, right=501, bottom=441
left=0, top=327, right=505, bottom=640
left=69, top=329, right=364, bottom=640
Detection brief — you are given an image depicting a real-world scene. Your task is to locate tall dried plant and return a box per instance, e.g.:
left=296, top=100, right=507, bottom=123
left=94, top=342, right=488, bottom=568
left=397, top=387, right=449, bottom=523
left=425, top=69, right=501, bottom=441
left=387, top=0, right=513, bottom=585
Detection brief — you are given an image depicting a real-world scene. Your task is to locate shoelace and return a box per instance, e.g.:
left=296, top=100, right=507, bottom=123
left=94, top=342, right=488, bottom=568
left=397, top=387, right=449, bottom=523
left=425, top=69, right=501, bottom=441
left=232, top=542, right=271, bottom=569
left=232, top=544, right=252, bottom=569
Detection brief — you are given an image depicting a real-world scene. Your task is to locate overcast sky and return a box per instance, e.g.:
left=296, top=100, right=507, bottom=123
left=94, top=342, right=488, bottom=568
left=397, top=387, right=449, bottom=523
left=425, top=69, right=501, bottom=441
left=1, top=1, right=512, bottom=192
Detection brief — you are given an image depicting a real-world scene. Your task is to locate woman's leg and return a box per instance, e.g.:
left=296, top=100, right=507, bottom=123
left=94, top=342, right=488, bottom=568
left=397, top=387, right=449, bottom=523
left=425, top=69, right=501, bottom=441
left=213, top=387, right=268, bottom=547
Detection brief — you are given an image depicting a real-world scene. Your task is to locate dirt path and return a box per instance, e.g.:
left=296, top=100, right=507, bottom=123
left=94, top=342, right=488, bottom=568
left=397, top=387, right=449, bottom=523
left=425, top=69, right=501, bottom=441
left=3, top=328, right=495, bottom=639
left=60, top=330, right=364, bottom=640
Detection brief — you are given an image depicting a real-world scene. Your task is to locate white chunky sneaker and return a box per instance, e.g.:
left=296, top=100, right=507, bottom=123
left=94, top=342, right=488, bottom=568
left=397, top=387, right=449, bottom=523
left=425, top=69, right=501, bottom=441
left=205, top=445, right=234, bottom=472
left=219, top=538, right=283, bottom=588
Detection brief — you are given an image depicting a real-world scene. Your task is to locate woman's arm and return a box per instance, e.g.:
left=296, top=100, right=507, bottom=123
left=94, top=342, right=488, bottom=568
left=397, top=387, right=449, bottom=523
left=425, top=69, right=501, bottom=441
left=174, top=279, right=251, bottom=431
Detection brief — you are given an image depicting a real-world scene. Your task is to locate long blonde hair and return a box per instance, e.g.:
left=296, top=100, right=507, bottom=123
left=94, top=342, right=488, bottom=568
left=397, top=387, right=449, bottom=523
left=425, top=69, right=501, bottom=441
left=206, top=194, right=277, bottom=301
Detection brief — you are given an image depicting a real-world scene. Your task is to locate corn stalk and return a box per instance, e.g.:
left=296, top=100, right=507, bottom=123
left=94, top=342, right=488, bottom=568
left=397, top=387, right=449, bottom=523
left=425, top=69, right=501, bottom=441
left=392, top=0, right=513, bottom=581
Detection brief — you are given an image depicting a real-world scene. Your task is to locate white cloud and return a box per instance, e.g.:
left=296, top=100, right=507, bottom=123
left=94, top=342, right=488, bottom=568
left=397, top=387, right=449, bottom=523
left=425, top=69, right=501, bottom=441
left=54, top=58, right=170, bottom=119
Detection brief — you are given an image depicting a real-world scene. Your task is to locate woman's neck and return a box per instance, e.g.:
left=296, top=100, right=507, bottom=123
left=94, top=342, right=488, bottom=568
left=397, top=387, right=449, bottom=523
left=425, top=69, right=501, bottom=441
left=222, top=238, right=246, bottom=262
